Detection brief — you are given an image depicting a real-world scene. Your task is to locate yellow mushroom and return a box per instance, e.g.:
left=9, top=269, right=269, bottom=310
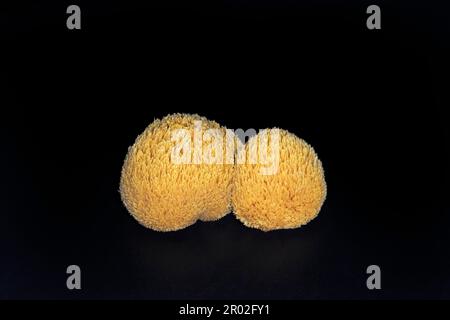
left=232, top=129, right=326, bottom=231
left=120, top=114, right=234, bottom=231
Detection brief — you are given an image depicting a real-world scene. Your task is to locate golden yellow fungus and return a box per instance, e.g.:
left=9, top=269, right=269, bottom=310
left=120, top=114, right=234, bottom=231
left=232, top=129, right=326, bottom=231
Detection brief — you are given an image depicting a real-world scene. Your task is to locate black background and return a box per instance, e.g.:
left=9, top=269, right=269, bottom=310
left=1, top=0, right=449, bottom=299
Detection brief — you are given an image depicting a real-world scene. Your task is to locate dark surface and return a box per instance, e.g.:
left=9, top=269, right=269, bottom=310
left=1, top=1, right=449, bottom=299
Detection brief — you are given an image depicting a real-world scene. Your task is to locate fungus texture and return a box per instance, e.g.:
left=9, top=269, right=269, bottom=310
left=120, top=114, right=234, bottom=231
left=232, top=129, right=326, bottom=231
